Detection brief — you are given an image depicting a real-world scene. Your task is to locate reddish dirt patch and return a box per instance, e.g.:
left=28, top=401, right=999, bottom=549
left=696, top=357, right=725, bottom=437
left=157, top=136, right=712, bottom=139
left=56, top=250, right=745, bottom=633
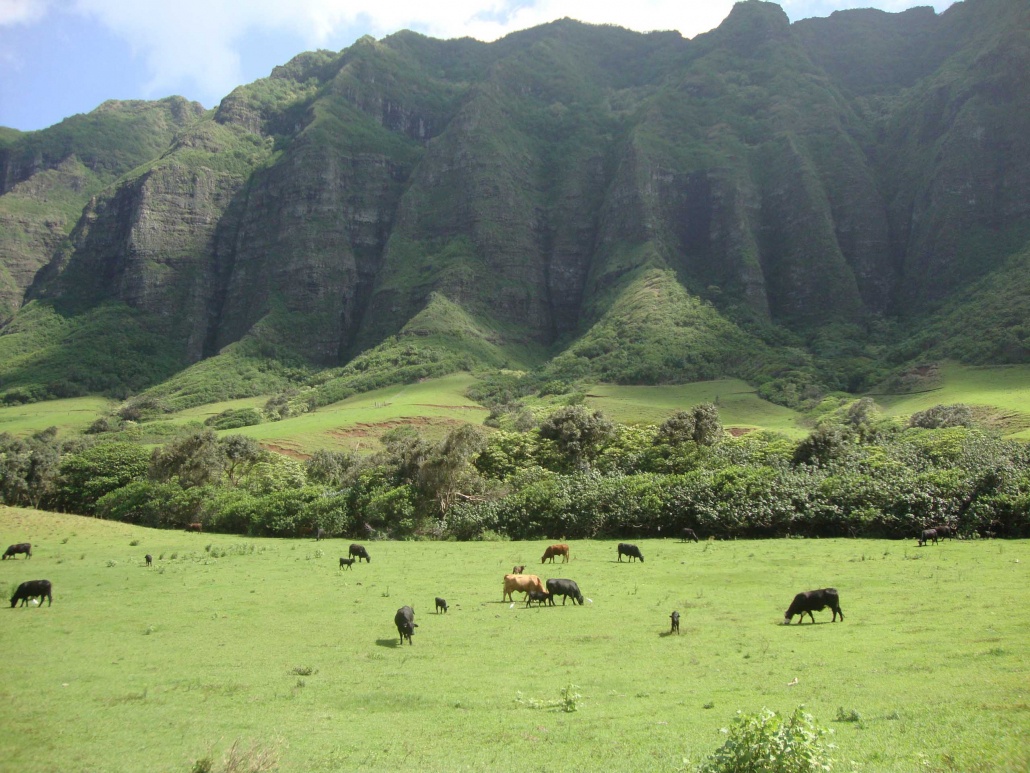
left=261, top=443, right=311, bottom=460
left=327, top=417, right=468, bottom=439
left=726, top=427, right=755, bottom=437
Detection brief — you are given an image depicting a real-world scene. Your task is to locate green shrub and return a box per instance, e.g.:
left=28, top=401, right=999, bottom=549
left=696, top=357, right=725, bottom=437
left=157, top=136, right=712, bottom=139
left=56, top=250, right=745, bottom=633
left=697, top=706, right=835, bottom=773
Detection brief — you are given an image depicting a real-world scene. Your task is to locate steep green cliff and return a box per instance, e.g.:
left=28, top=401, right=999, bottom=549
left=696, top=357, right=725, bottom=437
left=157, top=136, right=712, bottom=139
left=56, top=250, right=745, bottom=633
left=1, top=0, right=1027, bottom=406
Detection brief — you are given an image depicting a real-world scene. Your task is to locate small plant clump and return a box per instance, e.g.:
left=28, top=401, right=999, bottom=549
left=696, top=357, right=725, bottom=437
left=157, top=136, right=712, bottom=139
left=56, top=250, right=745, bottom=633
left=697, top=706, right=835, bottom=773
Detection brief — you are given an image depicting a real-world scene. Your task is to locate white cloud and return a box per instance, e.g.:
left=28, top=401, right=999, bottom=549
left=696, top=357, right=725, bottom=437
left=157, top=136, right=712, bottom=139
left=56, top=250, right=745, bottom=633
left=780, top=0, right=955, bottom=19
left=55, top=0, right=953, bottom=106
left=0, top=0, right=51, bottom=25
left=62, top=0, right=736, bottom=102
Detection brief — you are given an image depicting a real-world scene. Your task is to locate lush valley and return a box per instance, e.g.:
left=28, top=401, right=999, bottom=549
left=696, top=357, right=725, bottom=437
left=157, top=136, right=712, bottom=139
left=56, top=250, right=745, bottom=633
left=1, top=0, right=1029, bottom=412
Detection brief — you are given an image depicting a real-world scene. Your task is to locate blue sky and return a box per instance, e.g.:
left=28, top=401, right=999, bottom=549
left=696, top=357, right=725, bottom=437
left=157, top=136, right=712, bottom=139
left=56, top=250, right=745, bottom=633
left=1, top=0, right=956, bottom=132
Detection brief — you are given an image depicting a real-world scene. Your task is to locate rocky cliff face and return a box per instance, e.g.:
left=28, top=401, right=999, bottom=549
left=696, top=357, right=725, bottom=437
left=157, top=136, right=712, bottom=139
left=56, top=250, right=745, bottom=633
left=1, top=0, right=1028, bottom=401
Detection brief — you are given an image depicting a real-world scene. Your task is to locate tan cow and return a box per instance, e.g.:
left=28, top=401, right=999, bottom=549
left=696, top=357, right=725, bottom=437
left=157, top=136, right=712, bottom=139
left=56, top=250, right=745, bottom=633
left=502, top=573, right=546, bottom=601
left=541, top=543, right=569, bottom=563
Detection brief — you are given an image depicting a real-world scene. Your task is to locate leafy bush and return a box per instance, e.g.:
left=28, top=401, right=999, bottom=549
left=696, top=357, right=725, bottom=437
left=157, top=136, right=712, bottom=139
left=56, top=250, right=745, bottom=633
left=204, top=408, right=263, bottom=431
left=697, top=706, right=835, bottom=773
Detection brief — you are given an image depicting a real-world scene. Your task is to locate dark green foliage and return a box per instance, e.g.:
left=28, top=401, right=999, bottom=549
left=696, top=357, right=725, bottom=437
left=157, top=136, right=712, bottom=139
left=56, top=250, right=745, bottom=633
left=149, top=429, right=225, bottom=488
left=909, top=403, right=974, bottom=429
left=538, top=405, right=615, bottom=471
left=52, top=441, right=150, bottom=514
left=204, top=408, right=263, bottom=430
left=305, top=449, right=358, bottom=488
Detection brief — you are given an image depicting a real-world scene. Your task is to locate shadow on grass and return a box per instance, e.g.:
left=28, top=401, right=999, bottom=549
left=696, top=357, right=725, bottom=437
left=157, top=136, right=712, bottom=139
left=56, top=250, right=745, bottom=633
left=658, top=630, right=680, bottom=638
left=375, top=638, right=402, bottom=648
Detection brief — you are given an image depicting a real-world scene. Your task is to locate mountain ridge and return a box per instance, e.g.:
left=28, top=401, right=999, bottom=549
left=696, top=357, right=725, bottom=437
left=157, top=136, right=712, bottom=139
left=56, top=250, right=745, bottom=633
left=1, top=0, right=1028, bottom=409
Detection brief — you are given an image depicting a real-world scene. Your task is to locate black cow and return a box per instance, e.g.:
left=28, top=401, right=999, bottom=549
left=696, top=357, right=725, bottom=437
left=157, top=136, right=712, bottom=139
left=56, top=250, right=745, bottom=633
left=681, top=528, right=699, bottom=543
left=349, top=544, right=371, bottom=563
left=10, top=579, right=52, bottom=608
left=316, top=528, right=326, bottom=541
left=670, top=610, right=680, bottom=634
left=617, top=543, right=644, bottom=562
left=2, top=543, right=31, bottom=560
left=545, top=578, right=584, bottom=606
left=932, top=524, right=954, bottom=540
left=784, top=588, right=843, bottom=624
left=525, top=590, right=550, bottom=607
left=145, top=554, right=153, bottom=567
left=339, top=557, right=355, bottom=570
left=395, top=605, right=417, bottom=645
left=435, top=597, right=448, bottom=614
left=919, top=529, right=938, bottom=547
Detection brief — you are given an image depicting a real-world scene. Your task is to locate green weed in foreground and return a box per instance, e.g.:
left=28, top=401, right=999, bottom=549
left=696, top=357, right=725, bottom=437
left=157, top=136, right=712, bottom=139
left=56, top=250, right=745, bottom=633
left=0, top=506, right=1028, bottom=772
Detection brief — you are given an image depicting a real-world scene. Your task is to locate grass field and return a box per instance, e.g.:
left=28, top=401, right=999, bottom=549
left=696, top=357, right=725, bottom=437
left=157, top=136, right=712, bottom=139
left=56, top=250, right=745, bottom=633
left=0, top=396, right=114, bottom=437
left=583, top=380, right=808, bottom=437
left=1, top=506, right=1027, bottom=772
left=2, top=362, right=1030, bottom=454
left=877, top=362, right=1030, bottom=438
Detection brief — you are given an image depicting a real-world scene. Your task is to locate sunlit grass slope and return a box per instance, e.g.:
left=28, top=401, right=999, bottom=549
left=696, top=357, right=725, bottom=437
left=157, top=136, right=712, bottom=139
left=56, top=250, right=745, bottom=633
left=876, top=361, right=1030, bottom=438
left=584, top=380, right=808, bottom=437
left=1, top=506, right=1027, bottom=772
left=0, top=396, right=114, bottom=436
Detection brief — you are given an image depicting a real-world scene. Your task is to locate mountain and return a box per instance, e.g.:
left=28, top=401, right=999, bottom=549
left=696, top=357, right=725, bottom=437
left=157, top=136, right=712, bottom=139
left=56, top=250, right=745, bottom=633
left=1, top=0, right=1028, bottom=409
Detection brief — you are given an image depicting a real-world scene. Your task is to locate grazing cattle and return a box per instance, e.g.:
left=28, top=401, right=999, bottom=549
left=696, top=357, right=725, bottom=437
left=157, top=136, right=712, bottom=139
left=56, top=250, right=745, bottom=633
left=670, top=610, right=680, bottom=634
left=395, top=605, right=417, bottom=645
left=784, top=588, right=843, bottom=624
left=681, top=528, right=699, bottom=543
left=435, top=597, right=448, bottom=614
left=145, top=554, right=153, bottom=567
left=349, top=544, right=371, bottom=563
left=316, top=528, right=326, bottom=541
left=502, top=573, right=546, bottom=602
left=541, top=543, right=570, bottom=563
left=10, top=579, right=52, bottom=608
left=339, top=557, right=355, bottom=570
left=545, top=578, right=584, bottom=606
left=185, top=523, right=202, bottom=533
left=512, top=565, right=525, bottom=575
left=2, top=543, right=31, bottom=560
left=617, top=543, right=644, bottom=562
left=525, top=590, right=550, bottom=607
left=919, top=529, right=938, bottom=547
left=932, top=524, right=954, bottom=540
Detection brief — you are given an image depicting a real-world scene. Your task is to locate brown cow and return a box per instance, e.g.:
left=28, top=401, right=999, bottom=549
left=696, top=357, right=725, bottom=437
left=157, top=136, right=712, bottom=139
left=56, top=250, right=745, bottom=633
left=541, top=544, right=569, bottom=563
left=502, top=574, right=546, bottom=601
left=512, top=565, right=525, bottom=575
left=185, top=523, right=202, bottom=533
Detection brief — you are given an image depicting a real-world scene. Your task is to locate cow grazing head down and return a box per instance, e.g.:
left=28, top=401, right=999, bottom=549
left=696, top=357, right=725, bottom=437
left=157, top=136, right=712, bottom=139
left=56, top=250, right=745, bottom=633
left=545, top=578, right=584, bottom=606
left=395, top=605, right=417, bottom=644
left=2, top=543, right=31, bottom=560
left=784, top=588, right=843, bottom=624
left=435, top=597, right=448, bottom=614
left=541, top=544, right=570, bottom=563
left=502, top=574, right=546, bottom=602
left=918, top=529, right=938, bottom=547
left=349, top=544, right=371, bottom=563
left=617, top=543, right=644, bottom=562
left=10, top=579, right=52, bottom=608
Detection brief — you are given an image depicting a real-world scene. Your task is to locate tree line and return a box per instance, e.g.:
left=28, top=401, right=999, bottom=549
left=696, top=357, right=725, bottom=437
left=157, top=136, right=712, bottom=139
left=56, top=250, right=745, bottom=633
left=1, top=401, right=1027, bottom=540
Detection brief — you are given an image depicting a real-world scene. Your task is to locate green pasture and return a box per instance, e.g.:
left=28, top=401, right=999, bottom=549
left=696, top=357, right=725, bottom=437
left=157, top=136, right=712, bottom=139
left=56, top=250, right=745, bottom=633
left=877, top=362, right=1030, bottom=438
left=226, top=374, right=490, bottom=456
left=0, top=395, right=113, bottom=436
left=583, top=380, right=808, bottom=437
left=1, top=506, right=1028, bottom=772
